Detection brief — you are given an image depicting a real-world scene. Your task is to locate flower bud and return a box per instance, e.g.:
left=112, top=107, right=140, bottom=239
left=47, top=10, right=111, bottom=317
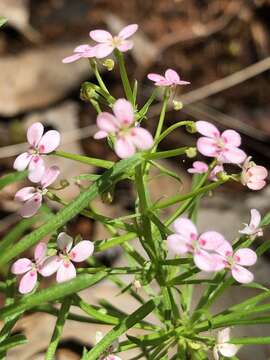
left=185, top=147, right=197, bottom=158
left=185, top=122, right=197, bottom=134
left=102, top=58, right=115, bottom=71
left=173, top=100, right=183, bottom=111
left=80, top=82, right=99, bottom=102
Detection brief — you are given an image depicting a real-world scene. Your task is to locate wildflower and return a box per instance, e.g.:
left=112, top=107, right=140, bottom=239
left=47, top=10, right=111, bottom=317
left=239, top=209, right=263, bottom=238
left=15, top=166, right=60, bottom=218
left=196, top=121, right=246, bottom=164
left=13, top=122, right=60, bottom=182
left=62, top=44, right=96, bottom=63
left=187, top=161, right=208, bottom=174
left=94, top=98, right=153, bottom=158
left=213, top=328, right=239, bottom=360
left=147, top=69, right=190, bottom=87
left=40, top=232, right=94, bottom=283
left=89, top=24, right=138, bottom=58
left=215, top=241, right=257, bottom=283
left=167, top=217, right=225, bottom=272
left=11, top=242, right=47, bottom=294
left=240, top=156, right=268, bottom=190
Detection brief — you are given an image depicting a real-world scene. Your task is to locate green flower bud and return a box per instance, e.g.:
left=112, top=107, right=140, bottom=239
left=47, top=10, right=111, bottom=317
left=102, top=59, right=115, bottom=71
left=80, top=82, right=99, bottom=102
left=185, top=121, right=197, bottom=134
left=173, top=100, right=183, bottom=111
left=185, top=147, right=197, bottom=158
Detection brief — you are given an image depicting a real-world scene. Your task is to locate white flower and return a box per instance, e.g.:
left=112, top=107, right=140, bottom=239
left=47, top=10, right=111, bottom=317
left=213, top=328, right=239, bottom=360
left=239, top=209, right=263, bottom=238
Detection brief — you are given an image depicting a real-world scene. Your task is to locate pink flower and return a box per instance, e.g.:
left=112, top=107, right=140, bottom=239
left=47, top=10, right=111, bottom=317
left=196, top=121, right=246, bottom=164
left=187, top=161, right=208, bottom=174
left=240, top=157, right=268, bottom=190
left=239, top=209, right=263, bottom=238
left=89, top=24, right=138, bottom=58
left=62, top=44, right=96, bottom=63
left=213, top=328, right=239, bottom=360
left=40, top=232, right=94, bottom=283
left=105, top=356, right=122, bottom=360
left=94, top=98, right=153, bottom=158
left=147, top=69, right=190, bottom=87
left=13, top=122, right=60, bottom=182
left=215, top=241, right=257, bottom=283
left=11, top=242, right=47, bottom=294
left=15, top=166, right=60, bottom=218
left=167, top=217, right=225, bottom=272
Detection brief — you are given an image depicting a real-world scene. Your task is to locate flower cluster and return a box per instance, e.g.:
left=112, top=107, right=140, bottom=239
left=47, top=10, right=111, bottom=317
left=11, top=233, right=94, bottom=293
left=167, top=209, right=260, bottom=284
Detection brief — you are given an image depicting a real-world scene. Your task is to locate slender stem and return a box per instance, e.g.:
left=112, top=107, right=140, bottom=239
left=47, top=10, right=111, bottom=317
left=153, top=88, right=169, bottom=150
left=145, top=147, right=189, bottom=161
left=45, top=297, right=72, bottom=360
left=53, top=150, right=114, bottom=169
left=89, top=59, right=110, bottom=95
left=115, top=49, right=133, bottom=103
left=154, top=121, right=195, bottom=147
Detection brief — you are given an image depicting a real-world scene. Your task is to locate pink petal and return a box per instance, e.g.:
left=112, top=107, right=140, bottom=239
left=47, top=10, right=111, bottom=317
left=216, top=240, right=233, bottom=257
left=97, top=112, right=119, bottom=133
left=118, top=24, right=138, bottom=39
left=165, top=69, right=180, bottom=83
left=19, top=270, right=37, bottom=294
left=196, top=121, right=220, bottom=138
left=232, top=265, right=254, bottom=284
left=219, top=343, right=239, bottom=358
left=172, top=218, right=198, bottom=242
left=39, top=256, right=62, bottom=277
left=234, top=248, right=257, bottom=266
left=222, top=146, right=246, bottom=164
left=249, top=165, right=268, bottom=180
left=187, top=161, right=208, bottom=174
left=40, top=166, right=60, bottom=189
left=27, top=122, right=44, bottom=147
left=129, top=127, right=154, bottom=150
left=94, top=43, right=114, bottom=58
left=114, top=136, right=136, bottom=158
left=249, top=208, right=261, bottom=229
left=94, top=130, right=108, bottom=139
left=198, top=231, right=225, bottom=251
left=222, top=130, right=241, bottom=147
left=57, top=232, right=73, bottom=252
left=117, top=40, right=133, bottom=52
left=89, top=30, right=112, bottom=43
left=209, top=164, right=224, bottom=181
left=56, top=261, right=76, bottom=283
left=194, top=249, right=217, bottom=272
left=74, top=44, right=92, bottom=52
left=38, top=130, right=60, bottom=154
left=62, top=53, right=82, bottom=63
left=11, top=258, right=32, bottom=275
left=15, top=187, right=36, bottom=202
left=69, top=240, right=94, bottom=262
left=197, top=137, right=219, bottom=157
left=167, top=234, right=189, bottom=255
left=34, top=242, right=47, bottom=263
left=28, top=156, right=45, bottom=183
left=247, top=180, right=266, bottom=190
left=113, top=99, right=134, bottom=126
left=13, top=152, right=32, bottom=171
left=217, top=328, right=231, bottom=343
left=147, top=73, right=166, bottom=83
left=19, top=193, right=42, bottom=218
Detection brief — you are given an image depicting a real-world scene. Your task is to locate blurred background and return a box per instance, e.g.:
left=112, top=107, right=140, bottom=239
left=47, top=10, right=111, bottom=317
left=0, top=0, right=270, bottom=359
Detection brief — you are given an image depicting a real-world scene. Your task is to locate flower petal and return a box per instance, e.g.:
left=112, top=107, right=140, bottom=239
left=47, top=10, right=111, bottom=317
left=117, top=40, right=133, bottom=52
left=39, top=256, right=62, bottom=277
left=27, top=122, right=44, bottom=147
left=165, top=69, right=180, bottom=83
left=89, top=29, right=112, bottom=43
left=40, top=166, right=60, bottom=189
left=222, top=130, right=241, bottom=147
left=217, top=328, right=231, bottom=343
left=118, top=24, right=138, bottom=39
left=194, top=249, right=217, bottom=272
left=115, top=136, right=136, bottom=158
left=34, top=242, right=47, bottom=263
left=57, top=232, right=73, bottom=252
left=11, top=258, right=32, bottom=275
left=172, top=218, right=198, bottom=242
left=234, top=248, right=257, bottom=266
left=74, top=44, right=92, bottom=52
left=19, top=270, right=37, bottom=294
left=219, top=343, right=239, bottom=357
left=62, top=53, right=82, bottom=63
left=19, top=193, right=42, bottom=218
left=38, top=130, right=60, bottom=153
left=196, top=121, right=220, bottom=138
left=187, top=161, right=208, bottom=174
left=129, top=127, right=153, bottom=150
left=197, top=137, right=219, bottom=157
left=13, top=152, right=32, bottom=171
left=198, top=231, right=225, bottom=251
left=96, top=112, right=119, bottom=133
left=247, top=180, right=266, bottom=190
left=216, top=240, right=233, bottom=257
left=223, top=146, right=246, bottom=164
left=28, top=156, right=45, bottom=183
left=94, top=130, right=108, bottom=139
left=15, top=187, right=36, bottom=202
left=249, top=165, right=268, bottom=180
left=232, top=265, right=254, bottom=284
left=69, top=240, right=94, bottom=262
left=147, top=73, right=166, bottom=83
left=167, top=234, right=189, bottom=255
left=94, top=43, right=114, bottom=58
left=113, top=99, right=134, bottom=126
left=56, top=261, right=76, bottom=283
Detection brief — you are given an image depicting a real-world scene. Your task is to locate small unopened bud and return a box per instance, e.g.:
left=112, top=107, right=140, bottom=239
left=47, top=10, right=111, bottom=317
left=216, top=171, right=230, bottom=182
left=185, top=122, right=197, bottom=134
left=185, top=147, right=197, bottom=158
left=101, top=191, right=113, bottom=204
left=80, top=82, right=98, bottom=102
left=102, top=59, right=115, bottom=71
left=173, top=100, right=183, bottom=111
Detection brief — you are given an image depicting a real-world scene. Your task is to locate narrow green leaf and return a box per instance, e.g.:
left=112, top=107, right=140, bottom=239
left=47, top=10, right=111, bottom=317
left=0, top=334, right=27, bottom=352
left=0, top=171, right=27, bottom=190
left=54, top=150, right=114, bottom=169
left=230, top=336, right=270, bottom=345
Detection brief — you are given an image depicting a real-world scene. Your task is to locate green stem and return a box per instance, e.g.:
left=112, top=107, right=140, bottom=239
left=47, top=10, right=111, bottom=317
left=145, top=147, right=189, bottom=161
left=114, top=49, right=133, bottom=103
left=154, top=121, right=195, bottom=147
left=89, top=59, right=110, bottom=95
left=53, top=150, right=114, bottom=169
left=153, top=88, right=169, bottom=150
left=45, top=297, right=72, bottom=360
